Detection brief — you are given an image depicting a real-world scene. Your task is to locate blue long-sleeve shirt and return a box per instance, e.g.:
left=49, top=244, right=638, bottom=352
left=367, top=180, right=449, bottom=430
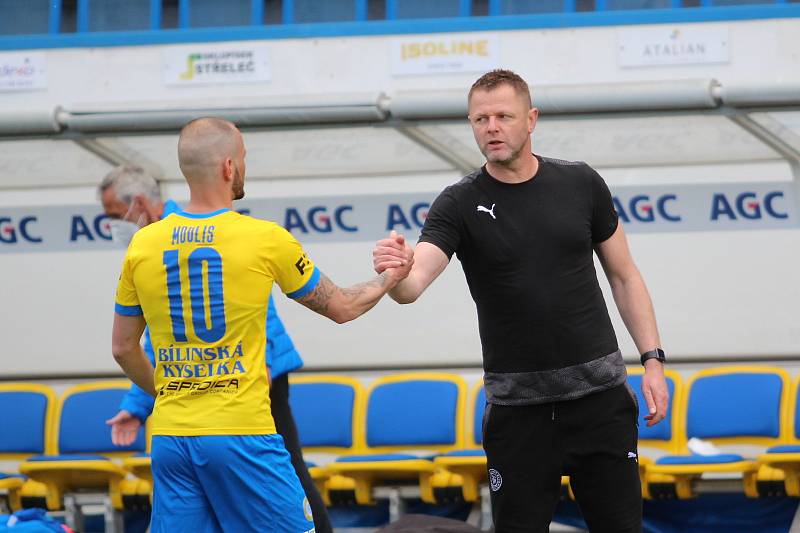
left=118, top=200, right=303, bottom=422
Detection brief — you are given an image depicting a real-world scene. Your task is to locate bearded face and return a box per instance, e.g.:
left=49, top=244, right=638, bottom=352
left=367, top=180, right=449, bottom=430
left=468, top=85, right=534, bottom=167
left=232, top=163, right=245, bottom=200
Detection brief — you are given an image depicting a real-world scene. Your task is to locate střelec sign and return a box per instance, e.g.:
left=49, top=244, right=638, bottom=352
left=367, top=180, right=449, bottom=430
left=0, top=182, right=796, bottom=254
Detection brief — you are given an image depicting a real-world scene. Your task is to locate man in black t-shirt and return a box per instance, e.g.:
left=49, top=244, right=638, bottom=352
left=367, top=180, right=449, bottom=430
left=373, top=70, right=669, bottom=533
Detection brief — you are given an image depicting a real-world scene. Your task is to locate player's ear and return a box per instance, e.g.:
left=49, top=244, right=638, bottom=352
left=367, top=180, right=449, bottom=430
left=222, top=157, right=234, bottom=181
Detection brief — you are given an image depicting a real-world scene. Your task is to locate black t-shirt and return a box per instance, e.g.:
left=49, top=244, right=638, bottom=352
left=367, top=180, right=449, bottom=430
left=419, top=156, right=620, bottom=374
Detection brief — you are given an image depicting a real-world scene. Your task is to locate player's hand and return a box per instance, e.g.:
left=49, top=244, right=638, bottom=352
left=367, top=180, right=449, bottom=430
left=106, top=410, right=142, bottom=446
left=385, top=252, right=414, bottom=281
left=373, top=231, right=413, bottom=274
left=642, top=360, right=669, bottom=427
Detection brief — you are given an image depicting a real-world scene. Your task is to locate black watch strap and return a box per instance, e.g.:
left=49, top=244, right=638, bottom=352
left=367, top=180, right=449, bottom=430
left=640, top=348, right=666, bottom=366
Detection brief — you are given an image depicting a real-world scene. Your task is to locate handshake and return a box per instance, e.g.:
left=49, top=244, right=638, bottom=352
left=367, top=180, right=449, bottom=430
left=372, top=230, right=415, bottom=282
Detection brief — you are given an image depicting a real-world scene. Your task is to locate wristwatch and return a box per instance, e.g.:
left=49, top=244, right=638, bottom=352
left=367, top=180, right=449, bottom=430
left=640, top=348, right=666, bottom=366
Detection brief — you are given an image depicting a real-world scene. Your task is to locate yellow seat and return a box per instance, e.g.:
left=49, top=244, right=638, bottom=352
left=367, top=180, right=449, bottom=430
left=289, top=375, right=366, bottom=505
left=18, top=381, right=149, bottom=511
left=0, top=383, right=57, bottom=512
left=645, top=366, right=791, bottom=499
left=121, top=455, right=152, bottom=485
left=326, top=372, right=467, bottom=505
left=120, top=454, right=153, bottom=510
left=758, top=375, right=800, bottom=497
left=429, top=381, right=490, bottom=503
left=626, top=368, right=684, bottom=499
left=0, top=474, right=25, bottom=512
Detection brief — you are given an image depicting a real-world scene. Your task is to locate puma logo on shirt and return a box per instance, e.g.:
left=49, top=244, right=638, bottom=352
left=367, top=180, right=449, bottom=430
left=477, top=203, right=496, bottom=219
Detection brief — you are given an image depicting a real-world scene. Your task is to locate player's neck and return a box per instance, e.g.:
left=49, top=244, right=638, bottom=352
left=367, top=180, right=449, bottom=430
left=184, top=190, right=233, bottom=214
left=486, top=152, right=539, bottom=184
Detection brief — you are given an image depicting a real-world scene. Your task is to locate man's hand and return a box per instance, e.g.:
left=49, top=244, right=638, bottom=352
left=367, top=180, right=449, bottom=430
left=373, top=230, right=413, bottom=274
left=105, top=410, right=142, bottom=446
left=641, top=359, right=669, bottom=427
left=295, top=234, right=413, bottom=324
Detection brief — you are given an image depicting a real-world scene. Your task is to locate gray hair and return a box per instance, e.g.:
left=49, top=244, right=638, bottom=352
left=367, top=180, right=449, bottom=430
left=98, top=164, right=162, bottom=204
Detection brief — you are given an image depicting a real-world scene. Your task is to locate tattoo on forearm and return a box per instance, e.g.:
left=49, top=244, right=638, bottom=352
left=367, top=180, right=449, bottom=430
left=377, top=271, right=389, bottom=287
left=298, top=274, right=336, bottom=314
left=341, top=272, right=389, bottom=299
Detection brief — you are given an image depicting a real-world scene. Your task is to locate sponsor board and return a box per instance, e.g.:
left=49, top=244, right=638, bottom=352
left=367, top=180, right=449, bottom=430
left=163, top=44, right=271, bottom=86
left=0, top=52, right=47, bottom=91
left=390, top=34, right=500, bottom=76
left=618, top=26, right=729, bottom=68
left=1, top=182, right=796, bottom=253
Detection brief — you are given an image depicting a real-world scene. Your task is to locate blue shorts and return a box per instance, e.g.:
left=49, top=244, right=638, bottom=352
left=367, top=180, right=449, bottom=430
left=150, top=434, right=315, bottom=533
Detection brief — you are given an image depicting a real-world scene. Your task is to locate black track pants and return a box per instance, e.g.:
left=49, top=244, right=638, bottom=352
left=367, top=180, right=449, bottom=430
left=483, top=383, right=642, bottom=533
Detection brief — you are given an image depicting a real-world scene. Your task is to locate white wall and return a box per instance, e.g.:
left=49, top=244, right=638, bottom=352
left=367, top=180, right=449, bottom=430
left=3, top=18, right=799, bottom=112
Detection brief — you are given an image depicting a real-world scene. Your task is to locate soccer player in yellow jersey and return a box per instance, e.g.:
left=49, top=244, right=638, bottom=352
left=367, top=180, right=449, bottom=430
left=111, top=117, right=413, bottom=532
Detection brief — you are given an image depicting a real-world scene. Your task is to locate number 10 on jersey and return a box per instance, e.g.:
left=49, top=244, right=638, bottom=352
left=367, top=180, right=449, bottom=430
left=163, top=248, right=227, bottom=343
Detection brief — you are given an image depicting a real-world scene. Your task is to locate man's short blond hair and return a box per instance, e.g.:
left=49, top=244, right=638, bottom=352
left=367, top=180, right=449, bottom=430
left=468, top=69, right=532, bottom=108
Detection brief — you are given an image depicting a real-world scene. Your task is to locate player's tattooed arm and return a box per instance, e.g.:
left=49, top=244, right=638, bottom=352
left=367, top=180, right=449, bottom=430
left=340, top=271, right=390, bottom=298
left=296, top=270, right=398, bottom=324
left=297, top=274, right=337, bottom=315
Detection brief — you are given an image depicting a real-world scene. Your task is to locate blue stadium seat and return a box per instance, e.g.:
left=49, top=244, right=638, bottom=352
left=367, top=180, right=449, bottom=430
left=0, top=384, right=55, bottom=458
left=626, top=368, right=682, bottom=498
left=18, top=381, right=147, bottom=511
left=0, top=384, right=56, bottom=511
left=0, top=0, right=51, bottom=35
left=759, top=375, right=800, bottom=496
left=326, top=373, right=466, bottom=505
left=708, top=0, right=774, bottom=4
left=602, top=0, right=673, bottom=9
left=187, top=0, right=251, bottom=28
left=293, top=0, right=359, bottom=23
left=86, top=0, right=152, bottom=31
left=646, top=366, right=790, bottom=499
left=627, top=371, right=679, bottom=448
left=489, top=0, right=569, bottom=15
left=431, top=381, right=488, bottom=502
left=289, top=375, right=365, bottom=504
left=388, top=0, right=468, bottom=19
left=290, top=376, right=364, bottom=452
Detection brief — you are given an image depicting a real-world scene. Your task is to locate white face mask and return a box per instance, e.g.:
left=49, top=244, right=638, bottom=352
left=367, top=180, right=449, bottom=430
left=109, top=219, right=141, bottom=247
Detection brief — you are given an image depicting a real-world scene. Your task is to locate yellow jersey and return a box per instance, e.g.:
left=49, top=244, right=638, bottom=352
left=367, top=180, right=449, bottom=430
left=114, top=208, right=318, bottom=436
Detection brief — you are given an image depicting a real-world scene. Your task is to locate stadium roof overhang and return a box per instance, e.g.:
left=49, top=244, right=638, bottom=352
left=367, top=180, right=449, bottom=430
left=1, top=78, right=799, bottom=189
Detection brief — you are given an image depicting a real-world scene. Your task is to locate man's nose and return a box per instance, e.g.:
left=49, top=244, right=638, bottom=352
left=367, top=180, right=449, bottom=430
left=487, top=116, right=499, bottom=131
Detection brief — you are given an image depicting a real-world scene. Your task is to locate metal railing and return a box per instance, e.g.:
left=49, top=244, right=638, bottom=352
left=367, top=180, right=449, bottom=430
left=0, top=0, right=797, bottom=50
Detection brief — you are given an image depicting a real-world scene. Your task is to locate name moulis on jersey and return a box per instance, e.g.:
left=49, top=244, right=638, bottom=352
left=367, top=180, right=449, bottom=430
left=171, top=225, right=215, bottom=245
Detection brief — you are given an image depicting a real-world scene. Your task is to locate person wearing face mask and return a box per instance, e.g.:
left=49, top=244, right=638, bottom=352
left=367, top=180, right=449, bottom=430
left=97, top=163, right=333, bottom=533
left=99, top=165, right=174, bottom=243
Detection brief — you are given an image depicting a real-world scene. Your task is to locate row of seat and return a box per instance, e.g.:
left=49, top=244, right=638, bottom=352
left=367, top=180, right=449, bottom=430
left=0, top=381, right=149, bottom=514
left=2, top=365, right=800, bottom=517
left=284, top=366, right=800, bottom=505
